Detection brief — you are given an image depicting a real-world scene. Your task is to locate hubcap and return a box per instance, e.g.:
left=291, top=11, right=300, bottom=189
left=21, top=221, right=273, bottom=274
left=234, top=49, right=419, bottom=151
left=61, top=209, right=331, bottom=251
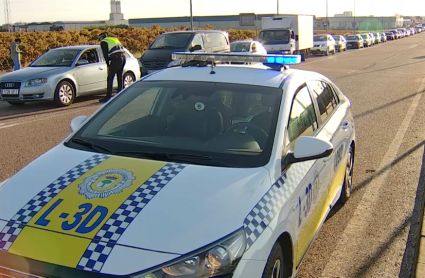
left=124, top=75, right=134, bottom=88
left=59, top=85, right=73, bottom=104
left=271, top=259, right=281, bottom=278
left=345, top=150, right=354, bottom=196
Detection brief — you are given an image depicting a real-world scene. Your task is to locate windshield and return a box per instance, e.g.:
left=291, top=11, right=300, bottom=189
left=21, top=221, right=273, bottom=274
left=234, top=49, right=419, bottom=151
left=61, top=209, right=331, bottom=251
left=230, top=42, right=251, bottom=52
left=150, top=33, right=193, bottom=49
left=313, top=35, right=327, bottom=41
left=30, top=49, right=80, bottom=67
left=346, top=36, right=358, bottom=40
left=259, top=30, right=290, bottom=44
left=69, top=81, right=282, bottom=168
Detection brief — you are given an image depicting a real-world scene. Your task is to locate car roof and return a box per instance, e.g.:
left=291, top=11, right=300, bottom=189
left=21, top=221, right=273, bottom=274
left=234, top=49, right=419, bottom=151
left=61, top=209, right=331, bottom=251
left=163, top=30, right=228, bottom=35
left=51, top=45, right=99, bottom=51
left=142, top=64, right=325, bottom=89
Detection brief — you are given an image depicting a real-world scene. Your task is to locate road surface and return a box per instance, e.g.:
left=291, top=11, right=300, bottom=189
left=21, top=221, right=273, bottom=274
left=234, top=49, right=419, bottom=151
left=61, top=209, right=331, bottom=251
left=1, top=33, right=425, bottom=278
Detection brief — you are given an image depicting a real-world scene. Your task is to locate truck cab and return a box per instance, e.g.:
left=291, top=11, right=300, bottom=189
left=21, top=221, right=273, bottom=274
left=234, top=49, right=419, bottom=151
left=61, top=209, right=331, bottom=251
left=259, top=15, right=313, bottom=61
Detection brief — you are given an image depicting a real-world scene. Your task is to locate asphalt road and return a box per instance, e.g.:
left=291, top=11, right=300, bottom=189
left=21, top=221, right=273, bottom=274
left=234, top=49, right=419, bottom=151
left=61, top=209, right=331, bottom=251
left=1, top=34, right=425, bottom=277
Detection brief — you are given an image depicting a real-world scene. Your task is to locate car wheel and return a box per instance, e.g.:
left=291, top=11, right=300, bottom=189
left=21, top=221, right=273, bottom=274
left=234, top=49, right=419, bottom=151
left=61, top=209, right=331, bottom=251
left=123, top=72, right=135, bottom=88
left=7, top=101, right=25, bottom=106
left=325, top=48, right=329, bottom=56
left=54, top=81, right=74, bottom=107
left=262, top=242, right=291, bottom=278
left=339, top=146, right=354, bottom=204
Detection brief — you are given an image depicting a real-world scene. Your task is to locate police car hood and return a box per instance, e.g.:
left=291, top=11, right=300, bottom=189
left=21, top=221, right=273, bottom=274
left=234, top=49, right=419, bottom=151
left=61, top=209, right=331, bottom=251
left=0, top=145, right=271, bottom=270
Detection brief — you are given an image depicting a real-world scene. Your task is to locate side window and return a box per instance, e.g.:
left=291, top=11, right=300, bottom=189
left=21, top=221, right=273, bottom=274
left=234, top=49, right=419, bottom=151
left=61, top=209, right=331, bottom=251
left=287, top=85, right=318, bottom=143
left=310, top=81, right=339, bottom=123
left=191, top=34, right=204, bottom=49
left=206, top=33, right=228, bottom=48
left=78, top=49, right=99, bottom=64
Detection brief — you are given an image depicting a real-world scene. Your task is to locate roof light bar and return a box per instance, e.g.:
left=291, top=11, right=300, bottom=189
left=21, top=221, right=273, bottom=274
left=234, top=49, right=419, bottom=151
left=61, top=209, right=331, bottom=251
left=171, top=52, right=301, bottom=69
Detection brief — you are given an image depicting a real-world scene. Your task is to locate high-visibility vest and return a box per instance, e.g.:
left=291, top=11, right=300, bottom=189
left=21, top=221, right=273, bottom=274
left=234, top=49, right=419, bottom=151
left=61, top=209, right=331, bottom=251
left=102, top=37, right=124, bottom=56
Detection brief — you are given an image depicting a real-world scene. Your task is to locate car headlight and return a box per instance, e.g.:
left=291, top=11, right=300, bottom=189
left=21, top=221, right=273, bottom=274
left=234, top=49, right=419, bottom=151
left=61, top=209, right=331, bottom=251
left=167, top=60, right=183, bottom=68
left=133, top=228, right=246, bottom=278
left=26, top=78, right=47, bottom=86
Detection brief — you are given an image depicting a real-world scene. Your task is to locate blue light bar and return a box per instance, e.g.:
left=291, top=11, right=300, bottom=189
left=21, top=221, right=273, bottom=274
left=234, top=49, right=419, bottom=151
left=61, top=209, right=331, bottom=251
left=171, top=52, right=301, bottom=69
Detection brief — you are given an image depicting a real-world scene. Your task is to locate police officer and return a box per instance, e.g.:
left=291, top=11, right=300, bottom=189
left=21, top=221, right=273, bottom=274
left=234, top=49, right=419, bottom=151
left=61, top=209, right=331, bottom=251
left=99, top=33, right=126, bottom=102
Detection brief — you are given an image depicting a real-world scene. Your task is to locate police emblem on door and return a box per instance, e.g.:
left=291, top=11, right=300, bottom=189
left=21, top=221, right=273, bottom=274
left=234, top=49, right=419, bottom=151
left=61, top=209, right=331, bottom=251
left=78, top=169, right=136, bottom=199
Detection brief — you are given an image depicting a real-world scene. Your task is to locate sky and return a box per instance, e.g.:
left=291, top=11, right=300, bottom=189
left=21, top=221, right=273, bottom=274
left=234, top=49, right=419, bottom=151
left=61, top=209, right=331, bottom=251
left=1, top=0, right=424, bottom=24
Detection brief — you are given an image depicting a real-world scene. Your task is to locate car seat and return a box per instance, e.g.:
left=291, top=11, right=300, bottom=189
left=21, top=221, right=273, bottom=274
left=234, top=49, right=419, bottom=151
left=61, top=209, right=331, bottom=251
left=247, top=95, right=275, bottom=148
left=166, top=99, right=224, bottom=142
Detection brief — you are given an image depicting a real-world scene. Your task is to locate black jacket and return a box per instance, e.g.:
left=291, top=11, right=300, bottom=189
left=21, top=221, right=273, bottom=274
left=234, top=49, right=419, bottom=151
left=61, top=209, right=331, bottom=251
left=101, top=41, right=109, bottom=65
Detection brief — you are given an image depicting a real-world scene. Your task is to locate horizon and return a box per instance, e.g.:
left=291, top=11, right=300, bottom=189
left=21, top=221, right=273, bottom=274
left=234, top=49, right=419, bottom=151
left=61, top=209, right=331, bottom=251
left=1, top=0, right=424, bottom=25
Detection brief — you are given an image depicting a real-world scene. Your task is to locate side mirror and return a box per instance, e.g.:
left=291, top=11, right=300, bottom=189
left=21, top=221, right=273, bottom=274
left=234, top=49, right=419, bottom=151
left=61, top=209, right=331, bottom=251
left=283, top=137, right=333, bottom=166
left=70, top=115, right=88, bottom=132
left=189, top=45, right=202, bottom=52
left=77, top=59, right=89, bottom=66
left=295, top=35, right=299, bottom=41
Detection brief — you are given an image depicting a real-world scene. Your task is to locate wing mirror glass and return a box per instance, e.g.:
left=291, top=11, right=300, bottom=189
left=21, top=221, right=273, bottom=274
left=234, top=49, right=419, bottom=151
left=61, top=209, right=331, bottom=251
left=70, top=116, right=88, bottom=132
left=283, top=136, right=334, bottom=167
left=189, top=45, right=202, bottom=52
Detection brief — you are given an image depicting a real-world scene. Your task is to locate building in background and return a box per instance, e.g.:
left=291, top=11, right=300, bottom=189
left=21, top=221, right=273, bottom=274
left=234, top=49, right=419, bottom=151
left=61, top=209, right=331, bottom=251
left=107, top=0, right=128, bottom=26
left=2, top=0, right=128, bottom=31
left=315, top=15, right=404, bottom=31
left=334, top=11, right=353, bottom=17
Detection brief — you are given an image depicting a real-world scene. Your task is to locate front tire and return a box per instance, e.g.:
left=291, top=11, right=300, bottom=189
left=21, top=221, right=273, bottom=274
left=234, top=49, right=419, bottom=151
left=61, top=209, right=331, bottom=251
left=325, top=48, right=329, bottom=56
left=54, top=81, right=75, bottom=107
left=339, top=146, right=354, bottom=204
left=262, top=242, right=291, bottom=278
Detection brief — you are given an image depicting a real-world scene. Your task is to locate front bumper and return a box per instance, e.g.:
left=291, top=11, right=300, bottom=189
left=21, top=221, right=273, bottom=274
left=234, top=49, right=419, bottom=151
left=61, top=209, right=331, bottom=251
left=311, top=46, right=328, bottom=54
left=0, top=82, right=55, bottom=102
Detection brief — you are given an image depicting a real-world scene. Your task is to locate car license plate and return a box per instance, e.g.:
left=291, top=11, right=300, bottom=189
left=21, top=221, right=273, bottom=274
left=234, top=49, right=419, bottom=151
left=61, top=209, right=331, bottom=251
left=1, top=89, right=19, bottom=95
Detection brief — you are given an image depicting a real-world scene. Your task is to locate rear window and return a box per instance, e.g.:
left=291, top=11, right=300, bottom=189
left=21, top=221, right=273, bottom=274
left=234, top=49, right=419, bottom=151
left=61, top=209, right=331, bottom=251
left=150, top=33, right=193, bottom=49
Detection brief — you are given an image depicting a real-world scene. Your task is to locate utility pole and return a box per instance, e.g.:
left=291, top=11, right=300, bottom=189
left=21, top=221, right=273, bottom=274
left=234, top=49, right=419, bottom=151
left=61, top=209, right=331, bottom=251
left=190, top=0, right=193, bottom=30
left=4, top=0, right=12, bottom=32
left=277, top=0, right=279, bottom=16
left=353, top=0, right=357, bottom=34
left=326, top=0, right=328, bottom=32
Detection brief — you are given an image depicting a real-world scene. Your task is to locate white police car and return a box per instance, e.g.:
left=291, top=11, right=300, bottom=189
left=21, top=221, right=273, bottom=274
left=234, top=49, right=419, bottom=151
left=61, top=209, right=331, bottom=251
left=0, top=53, right=355, bottom=278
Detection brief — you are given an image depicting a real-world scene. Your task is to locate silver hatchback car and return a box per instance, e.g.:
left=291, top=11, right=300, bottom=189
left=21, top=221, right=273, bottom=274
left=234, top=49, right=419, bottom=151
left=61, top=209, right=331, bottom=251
left=0, top=45, right=141, bottom=107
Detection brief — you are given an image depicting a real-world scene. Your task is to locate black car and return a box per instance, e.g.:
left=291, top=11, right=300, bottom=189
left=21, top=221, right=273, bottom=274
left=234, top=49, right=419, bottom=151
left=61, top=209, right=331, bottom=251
left=140, top=30, right=230, bottom=76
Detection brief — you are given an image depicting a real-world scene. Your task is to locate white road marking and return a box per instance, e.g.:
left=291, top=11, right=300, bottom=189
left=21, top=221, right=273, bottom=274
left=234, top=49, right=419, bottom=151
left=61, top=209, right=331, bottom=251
left=409, top=44, right=418, bottom=49
left=321, top=75, right=425, bottom=276
left=348, top=70, right=357, bottom=74
left=0, top=123, right=18, bottom=130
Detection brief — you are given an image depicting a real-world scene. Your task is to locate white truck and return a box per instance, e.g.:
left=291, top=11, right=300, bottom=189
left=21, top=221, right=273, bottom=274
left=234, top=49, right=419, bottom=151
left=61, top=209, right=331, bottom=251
left=259, top=15, right=314, bottom=61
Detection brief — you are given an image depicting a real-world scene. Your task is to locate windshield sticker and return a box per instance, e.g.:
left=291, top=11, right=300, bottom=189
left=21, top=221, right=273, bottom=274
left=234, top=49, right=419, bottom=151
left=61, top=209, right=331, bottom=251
left=195, top=102, right=205, bottom=111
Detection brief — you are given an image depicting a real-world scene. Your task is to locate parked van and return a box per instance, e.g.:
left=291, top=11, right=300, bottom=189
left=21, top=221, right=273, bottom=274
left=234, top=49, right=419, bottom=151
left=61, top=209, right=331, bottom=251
left=140, top=30, right=230, bottom=75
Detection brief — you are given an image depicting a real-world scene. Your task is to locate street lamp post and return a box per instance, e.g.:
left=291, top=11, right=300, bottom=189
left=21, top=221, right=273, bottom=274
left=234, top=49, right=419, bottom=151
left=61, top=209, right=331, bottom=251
left=277, top=0, right=279, bottom=16
left=190, top=0, right=193, bottom=30
left=354, top=0, right=356, bottom=33
left=326, top=0, right=328, bottom=32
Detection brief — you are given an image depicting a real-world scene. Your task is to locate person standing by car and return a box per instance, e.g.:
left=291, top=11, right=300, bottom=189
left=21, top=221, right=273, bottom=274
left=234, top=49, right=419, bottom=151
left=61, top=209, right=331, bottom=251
left=10, top=38, right=22, bottom=71
left=99, top=33, right=126, bottom=103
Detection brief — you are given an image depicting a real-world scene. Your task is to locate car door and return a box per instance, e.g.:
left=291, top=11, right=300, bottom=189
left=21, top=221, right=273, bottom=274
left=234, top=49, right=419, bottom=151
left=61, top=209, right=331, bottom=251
left=308, top=80, right=353, bottom=209
left=281, top=84, right=328, bottom=267
left=75, top=48, right=107, bottom=95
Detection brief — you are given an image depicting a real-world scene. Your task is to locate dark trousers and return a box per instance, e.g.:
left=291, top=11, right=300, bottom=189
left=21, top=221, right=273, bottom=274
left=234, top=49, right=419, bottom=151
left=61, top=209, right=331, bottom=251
left=106, top=52, right=126, bottom=98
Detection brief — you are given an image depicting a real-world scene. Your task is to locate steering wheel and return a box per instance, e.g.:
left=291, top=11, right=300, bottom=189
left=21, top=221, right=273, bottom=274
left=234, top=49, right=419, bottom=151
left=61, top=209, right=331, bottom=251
left=225, top=122, right=269, bottom=139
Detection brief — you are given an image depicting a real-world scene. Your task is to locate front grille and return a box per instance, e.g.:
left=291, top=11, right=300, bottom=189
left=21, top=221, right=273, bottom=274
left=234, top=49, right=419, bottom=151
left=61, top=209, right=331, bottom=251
left=0, top=82, right=21, bottom=89
left=143, top=61, right=167, bottom=69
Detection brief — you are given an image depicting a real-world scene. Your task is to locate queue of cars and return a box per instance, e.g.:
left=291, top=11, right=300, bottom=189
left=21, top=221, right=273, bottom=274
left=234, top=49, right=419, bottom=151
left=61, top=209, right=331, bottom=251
left=310, top=26, right=422, bottom=56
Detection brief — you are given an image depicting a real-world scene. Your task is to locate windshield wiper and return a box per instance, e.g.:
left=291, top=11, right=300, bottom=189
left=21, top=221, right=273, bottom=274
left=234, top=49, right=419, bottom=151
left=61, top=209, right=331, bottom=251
left=69, top=138, right=113, bottom=154
left=113, top=151, right=234, bottom=167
